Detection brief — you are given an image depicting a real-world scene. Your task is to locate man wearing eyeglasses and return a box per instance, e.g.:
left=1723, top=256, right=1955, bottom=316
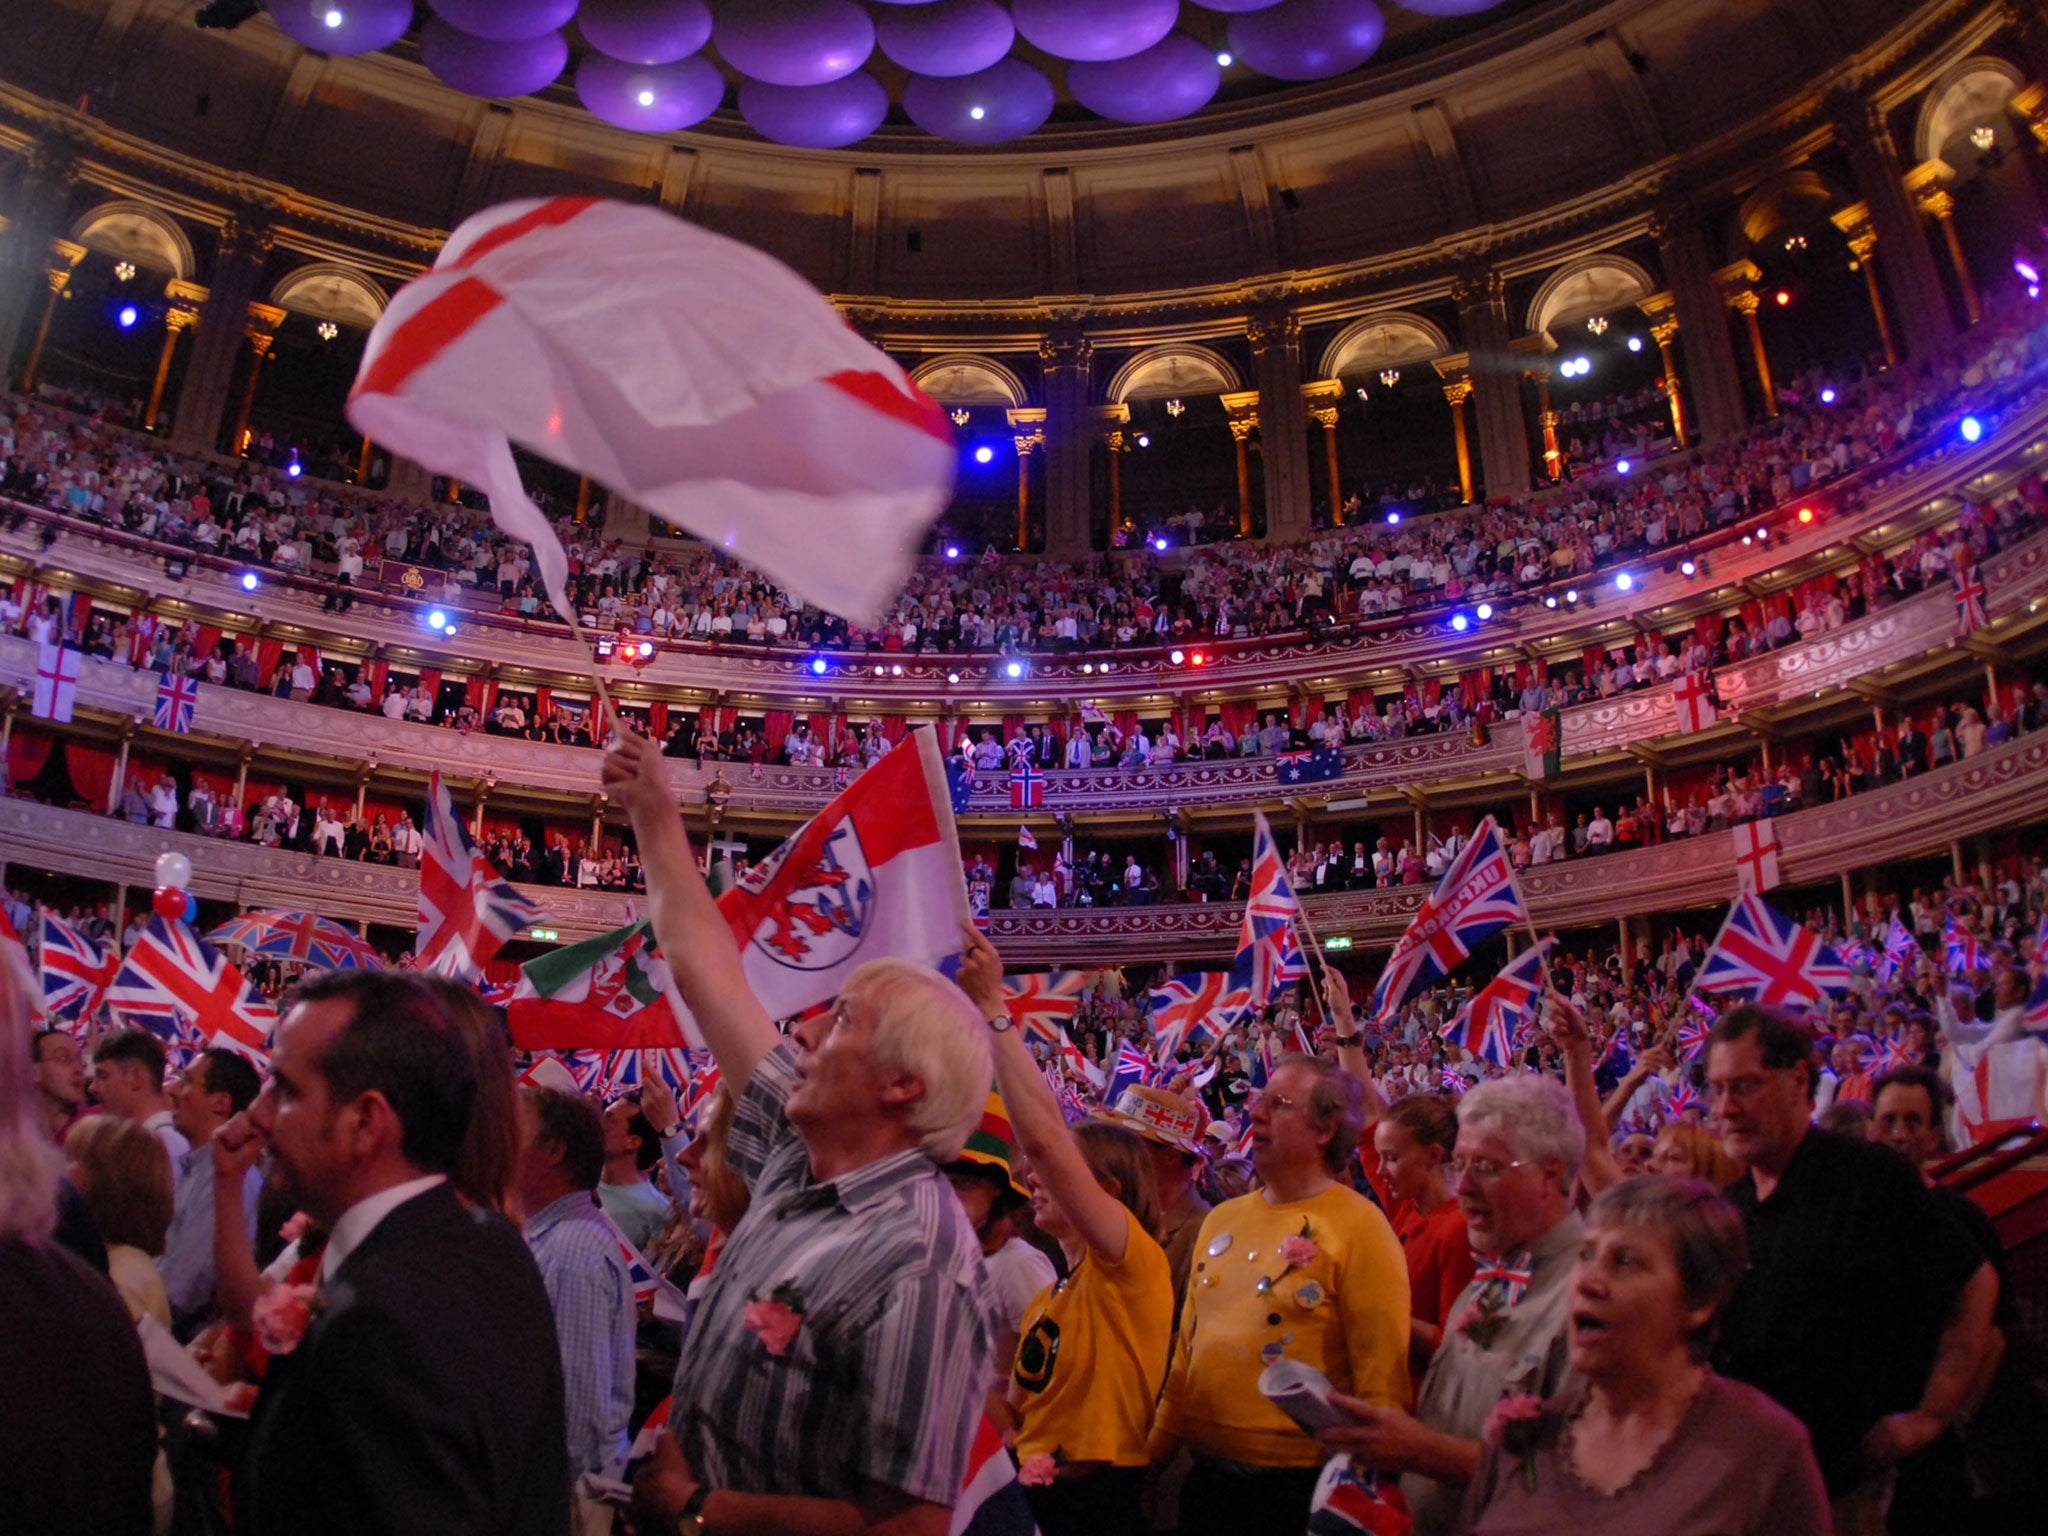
left=1707, top=1005, right=1997, bottom=1536
left=1313, top=1070, right=1585, bottom=1536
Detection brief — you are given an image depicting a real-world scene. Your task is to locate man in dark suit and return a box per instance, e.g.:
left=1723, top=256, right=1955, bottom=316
left=229, top=970, right=569, bottom=1536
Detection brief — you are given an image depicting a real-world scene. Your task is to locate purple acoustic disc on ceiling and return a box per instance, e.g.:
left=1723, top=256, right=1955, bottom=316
left=902, top=58, right=1054, bottom=144
left=420, top=19, right=570, bottom=97
left=1391, top=0, right=1505, bottom=14
left=1189, top=0, right=1288, bottom=11
left=715, top=0, right=874, bottom=87
left=426, top=0, right=579, bottom=45
left=1010, top=0, right=1179, bottom=63
left=577, top=52, right=724, bottom=130
left=739, top=73, right=889, bottom=147
left=876, top=0, right=1015, bottom=79
left=1227, top=0, right=1385, bottom=81
left=267, top=0, right=414, bottom=55
left=579, top=0, right=713, bottom=64
left=1068, top=34, right=1222, bottom=124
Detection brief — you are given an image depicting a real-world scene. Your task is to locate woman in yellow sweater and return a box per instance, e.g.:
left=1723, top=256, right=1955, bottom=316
left=958, top=928, right=1175, bottom=1536
left=1149, top=1051, right=1412, bottom=1536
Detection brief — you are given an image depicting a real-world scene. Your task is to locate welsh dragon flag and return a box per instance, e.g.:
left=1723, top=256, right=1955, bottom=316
left=506, top=919, right=695, bottom=1052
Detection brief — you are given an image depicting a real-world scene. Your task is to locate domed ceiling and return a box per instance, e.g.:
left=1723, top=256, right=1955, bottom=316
left=256, top=0, right=1543, bottom=148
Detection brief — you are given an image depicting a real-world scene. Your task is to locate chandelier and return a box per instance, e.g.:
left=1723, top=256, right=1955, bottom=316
left=1784, top=234, right=1808, bottom=252
left=1379, top=369, right=1400, bottom=388
left=949, top=407, right=970, bottom=426
left=316, top=321, right=339, bottom=341
left=1165, top=398, right=1185, bottom=417
left=113, top=261, right=135, bottom=282
left=1584, top=315, right=1609, bottom=335
left=1971, top=125, right=1996, bottom=150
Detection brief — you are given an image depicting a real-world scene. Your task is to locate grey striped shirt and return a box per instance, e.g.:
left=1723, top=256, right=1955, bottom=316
left=670, top=1042, right=998, bottom=1506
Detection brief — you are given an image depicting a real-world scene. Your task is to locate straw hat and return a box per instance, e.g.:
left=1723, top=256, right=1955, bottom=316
left=1096, top=1084, right=1208, bottom=1158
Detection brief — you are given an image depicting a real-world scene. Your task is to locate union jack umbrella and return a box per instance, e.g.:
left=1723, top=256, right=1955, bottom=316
left=1442, top=938, right=1552, bottom=1068
left=211, top=910, right=384, bottom=970
left=1235, top=812, right=1310, bottom=1007
left=153, top=671, right=199, bottom=734
left=107, top=916, right=277, bottom=1062
left=1694, top=894, right=1852, bottom=1009
left=1368, top=817, right=1529, bottom=1021
left=1148, top=970, right=1251, bottom=1058
left=999, top=970, right=1087, bottom=1047
left=38, top=910, right=120, bottom=1026
left=1952, top=562, right=1989, bottom=634
left=417, top=769, right=548, bottom=980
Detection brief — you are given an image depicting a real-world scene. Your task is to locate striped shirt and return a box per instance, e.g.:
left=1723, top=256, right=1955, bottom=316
left=524, top=1191, right=636, bottom=1477
left=669, top=1042, right=998, bottom=1506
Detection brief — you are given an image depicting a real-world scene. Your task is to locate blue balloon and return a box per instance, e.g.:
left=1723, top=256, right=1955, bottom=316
left=183, top=892, right=199, bottom=925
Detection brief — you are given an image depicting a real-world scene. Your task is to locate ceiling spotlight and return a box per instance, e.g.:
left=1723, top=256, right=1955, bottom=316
left=1820, top=387, right=1836, bottom=404
left=1680, top=559, right=1698, bottom=578
left=1615, top=572, right=1634, bottom=592
left=1189, top=651, right=1206, bottom=666
left=1153, top=536, right=1169, bottom=551
left=973, top=445, right=994, bottom=464
left=1216, top=49, right=1233, bottom=66
left=1615, top=458, right=1631, bottom=475
left=1170, top=648, right=1186, bottom=665
left=428, top=609, right=447, bottom=630
left=890, top=663, right=903, bottom=676
left=1564, top=588, right=1579, bottom=604
left=1775, top=290, right=1791, bottom=306
left=442, top=621, right=455, bottom=635
left=1450, top=613, right=1469, bottom=633
left=946, top=671, right=960, bottom=684
left=1080, top=663, right=1094, bottom=674
left=286, top=458, right=302, bottom=479
left=1961, top=415, right=1984, bottom=443
left=945, top=544, right=960, bottom=559
left=323, top=7, right=343, bottom=27
left=873, top=665, right=885, bottom=676
left=1386, top=510, right=1401, bottom=525
left=240, top=571, right=259, bottom=591
left=1797, top=506, right=1815, bottom=524
left=969, top=105, right=986, bottom=120
left=1135, top=433, right=1150, bottom=447
left=1475, top=602, right=1493, bottom=621
left=639, top=641, right=654, bottom=657
left=811, top=657, right=828, bottom=675
left=116, top=304, right=138, bottom=329
left=1005, top=661, right=1024, bottom=679
left=1544, top=595, right=1559, bottom=609
left=1626, top=335, right=1643, bottom=352
left=636, top=88, right=656, bottom=107
left=1355, top=386, right=1369, bottom=401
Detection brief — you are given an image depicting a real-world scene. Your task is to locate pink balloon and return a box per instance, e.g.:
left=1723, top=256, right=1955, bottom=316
left=715, top=0, right=874, bottom=87
left=579, top=0, right=713, bottom=65
left=1010, top=0, right=1178, bottom=63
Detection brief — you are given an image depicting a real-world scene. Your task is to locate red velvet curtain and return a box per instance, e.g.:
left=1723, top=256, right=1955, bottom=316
left=536, top=686, right=554, bottom=719
left=7, top=726, right=55, bottom=785
left=368, top=661, right=389, bottom=696
left=191, top=767, right=235, bottom=796
left=766, top=710, right=796, bottom=751
left=67, top=741, right=118, bottom=810
left=651, top=701, right=669, bottom=738
left=1002, top=714, right=1024, bottom=740
left=256, top=639, right=283, bottom=687
left=190, top=625, right=224, bottom=660
left=882, top=715, right=908, bottom=744
left=418, top=668, right=441, bottom=698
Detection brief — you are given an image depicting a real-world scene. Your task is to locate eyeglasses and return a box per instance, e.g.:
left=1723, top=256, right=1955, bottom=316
left=1245, top=1090, right=1302, bottom=1114
left=1705, top=1073, right=1778, bottom=1104
left=1449, top=1156, right=1529, bottom=1184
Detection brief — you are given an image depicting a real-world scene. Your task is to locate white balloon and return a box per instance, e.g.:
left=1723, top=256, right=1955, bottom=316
left=155, top=851, right=192, bottom=890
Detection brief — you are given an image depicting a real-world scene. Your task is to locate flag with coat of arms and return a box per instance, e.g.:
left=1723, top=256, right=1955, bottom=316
left=1368, top=816, right=1529, bottom=1021
left=507, top=919, right=695, bottom=1052
left=154, top=671, right=199, bottom=733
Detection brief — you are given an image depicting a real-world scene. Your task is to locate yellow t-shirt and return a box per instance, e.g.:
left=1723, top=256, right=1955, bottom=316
left=1154, top=1183, right=1411, bottom=1468
left=1013, top=1206, right=1174, bottom=1467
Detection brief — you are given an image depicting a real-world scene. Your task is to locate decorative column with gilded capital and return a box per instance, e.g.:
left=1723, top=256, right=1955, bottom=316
left=1247, top=305, right=1314, bottom=541
left=16, top=237, right=85, bottom=394
left=1089, top=402, right=1130, bottom=536
left=1829, top=202, right=1899, bottom=368
left=173, top=212, right=277, bottom=452
left=1038, top=333, right=1093, bottom=557
left=146, top=278, right=209, bottom=432
left=1903, top=160, right=1980, bottom=326
left=1635, top=291, right=1688, bottom=447
left=1511, top=336, right=1560, bottom=480
left=1005, top=407, right=1046, bottom=551
left=227, top=301, right=288, bottom=454
left=1450, top=267, right=1531, bottom=496
left=1435, top=352, right=1476, bottom=504
left=1220, top=391, right=1261, bottom=535
left=1832, top=94, right=1957, bottom=358
left=1716, top=260, right=1777, bottom=416
left=0, top=131, right=82, bottom=384
left=1301, top=378, right=1345, bottom=524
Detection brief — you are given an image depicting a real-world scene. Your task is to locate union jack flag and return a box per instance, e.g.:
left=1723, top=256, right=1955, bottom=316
left=1249, top=1031, right=1281, bottom=1089
left=1943, top=913, right=1985, bottom=974
left=153, top=671, right=199, bottom=733
left=1675, top=1015, right=1711, bottom=1060
left=1952, top=562, right=1989, bottom=633
left=1009, top=763, right=1045, bottom=809
left=38, top=910, right=120, bottom=1025
left=592, top=1204, right=672, bottom=1307
left=2022, top=971, right=2048, bottom=1042
left=1106, top=1039, right=1155, bottom=1104
left=1443, top=938, right=1552, bottom=1068
left=1308, top=1455, right=1409, bottom=1535
left=211, top=909, right=384, bottom=970
left=1880, top=915, right=1919, bottom=983
left=1148, top=970, right=1250, bottom=1057
left=1667, top=1080, right=1702, bottom=1118
left=107, top=916, right=276, bottom=1061
left=417, top=770, right=548, bottom=980
left=681, top=1055, right=724, bottom=1128
left=999, top=970, right=1087, bottom=1046
left=1440, top=1067, right=1470, bottom=1094
left=1863, top=1035, right=1918, bottom=1075
left=1368, top=817, right=1528, bottom=1021
left=1235, top=813, right=1309, bottom=1007
left=1694, top=894, right=1852, bottom=1009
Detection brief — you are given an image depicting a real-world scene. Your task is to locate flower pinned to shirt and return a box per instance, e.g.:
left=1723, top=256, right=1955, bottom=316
left=1485, top=1393, right=1546, bottom=1492
left=1017, top=1452, right=1061, bottom=1486
left=251, top=1282, right=320, bottom=1356
left=743, top=1279, right=808, bottom=1356
left=278, top=1211, right=311, bottom=1245
left=1277, top=1230, right=1320, bottom=1269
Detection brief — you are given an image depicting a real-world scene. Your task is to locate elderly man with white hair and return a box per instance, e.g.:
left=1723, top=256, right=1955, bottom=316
left=604, top=728, right=1000, bottom=1536
left=1317, top=1067, right=1587, bottom=1536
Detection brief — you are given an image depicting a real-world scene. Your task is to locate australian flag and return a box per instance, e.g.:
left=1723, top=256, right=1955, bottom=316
left=1368, top=816, right=1527, bottom=1021
left=1274, top=747, right=1345, bottom=785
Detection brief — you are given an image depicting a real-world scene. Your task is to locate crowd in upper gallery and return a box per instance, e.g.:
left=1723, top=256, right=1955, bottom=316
left=1, top=286, right=2043, bottom=668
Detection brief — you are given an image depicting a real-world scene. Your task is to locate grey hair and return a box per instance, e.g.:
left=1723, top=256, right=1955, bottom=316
left=1586, top=1175, right=1749, bottom=1360
left=0, top=943, right=60, bottom=1242
left=1456, top=1073, right=1586, bottom=1184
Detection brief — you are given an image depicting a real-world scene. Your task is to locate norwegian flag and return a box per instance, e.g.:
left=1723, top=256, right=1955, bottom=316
left=1952, top=562, right=1989, bottom=633
left=1106, top=1039, right=1155, bottom=1103
left=1148, top=970, right=1250, bottom=1058
left=1672, top=669, right=1717, bottom=735
left=38, top=910, right=120, bottom=1025
left=1694, top=894, right=1852, bottom=1009
left=1943, top=913, right=1985, bottom=974
left=1732, top=818, right=1781, bottom=895
left=108, top=916, right=277, bottom=1062
left=417, top=770, right=548, bottom=979
left=1235, top=813, right=1309, bottom=1007
left=1009, top=763, right=1045, bottom=809
left=999, top=970, right=1086, bottom=1046
left=1880, top=915, right=1919, bottom=982
left=1368, top=817, right=1529, bottom=1021
left=1443, top=938, right=1552, bottom=1068
left=211, top=910, right=384, bottom=970
left=153, top=671, right=199, bottom=733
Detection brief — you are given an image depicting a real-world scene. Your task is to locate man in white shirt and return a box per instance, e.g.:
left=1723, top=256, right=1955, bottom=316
left=1584, top=805, right=1616, bottom=853
left=90, top=1029, right=190, bottom=1172
left=393, top=814, right=423, bottom=868
left=289, top=656, right=316, bottom=700
left=149, top=777, right=179, bottom=829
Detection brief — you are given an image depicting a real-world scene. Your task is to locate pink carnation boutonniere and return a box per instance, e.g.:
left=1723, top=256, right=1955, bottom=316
left=1255, top=1220, right=1319, bottom=1298
left=251, top=1282, right=321, bottom=1357
left=1017, top=1452, right=1060, bottom=1487
left=278, top=1211, right=312, bottom=1245
left=743, top=1279, right=808, bottom=1357
left=1485, top=1394, right=1546, bottom=1492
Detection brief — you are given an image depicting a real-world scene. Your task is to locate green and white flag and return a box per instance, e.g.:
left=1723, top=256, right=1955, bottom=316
left=506, top=919, right=696, bottom=1052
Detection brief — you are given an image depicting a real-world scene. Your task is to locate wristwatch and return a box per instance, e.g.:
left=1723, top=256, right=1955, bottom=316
left=1331, top=1032, right=1363, bottom=1047
left=986, top=1012, right=1015, bottom=1033
left=678, top=1485, right=711, bottom=1534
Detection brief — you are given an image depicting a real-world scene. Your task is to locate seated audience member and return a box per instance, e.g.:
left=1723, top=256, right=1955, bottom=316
left=960, top=928, right=1174, bottom=1536
left=608, top=728, right=999, bottom=1536
left=1149, top=1052, right=1410, bottom=1536
left=63, top=1115, right=175, bottom=1328
left=1454, top=1176, right=1829, bottom=1536
left=0, top=945, right=158, bottom=1536
left=1321, top=1072, right=1585, bottom=1536
left=515, top=1086, right=636, bottom=1527
left=229, top=970, right=571, bottom=1536
left=1706, top=1006, right=1997, bottom=1536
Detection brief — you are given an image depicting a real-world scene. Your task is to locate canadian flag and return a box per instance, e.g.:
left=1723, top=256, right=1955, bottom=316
left=1732, top=819, right=1781, bottom=895
left=1672, top=670, right=1717, bottom=735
